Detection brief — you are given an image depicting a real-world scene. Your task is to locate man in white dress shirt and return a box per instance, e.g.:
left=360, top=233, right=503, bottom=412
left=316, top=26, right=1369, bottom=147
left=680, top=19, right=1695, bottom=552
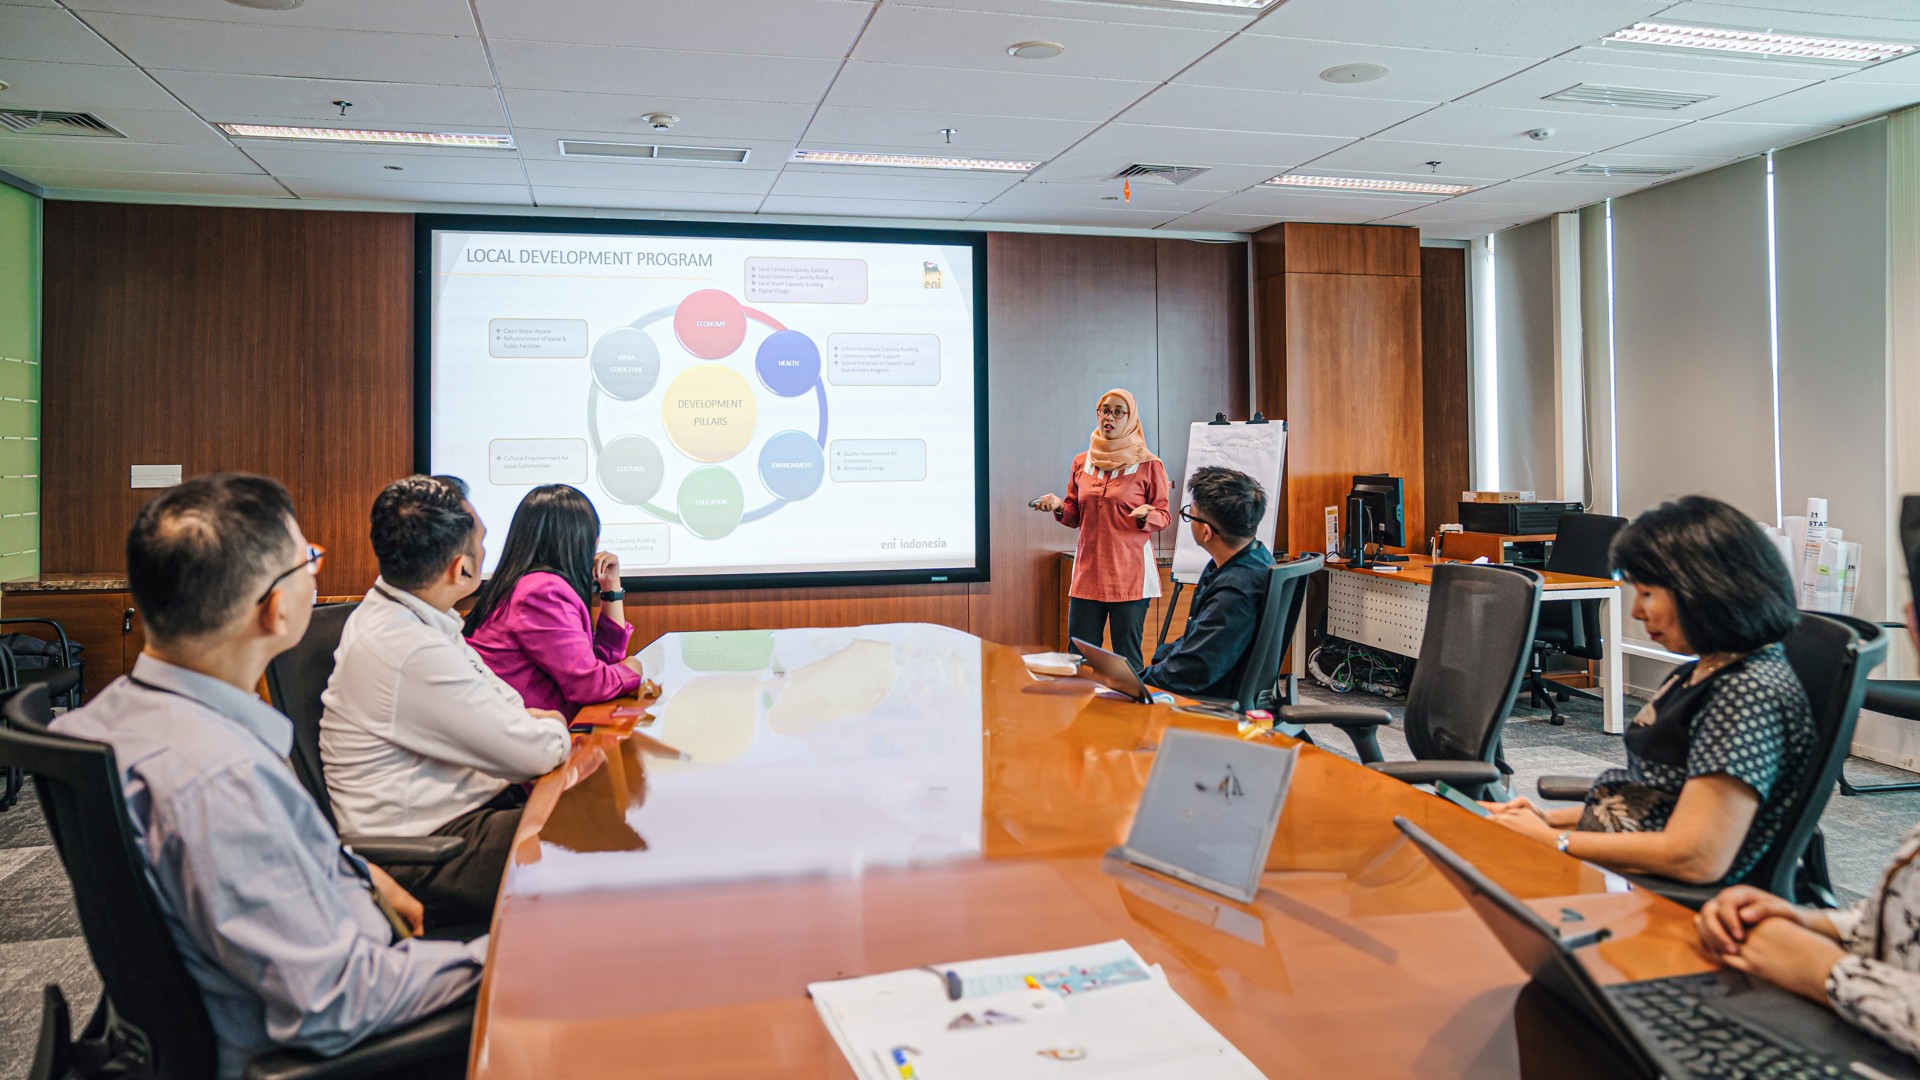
left=321, top=475, right=569, bottom=931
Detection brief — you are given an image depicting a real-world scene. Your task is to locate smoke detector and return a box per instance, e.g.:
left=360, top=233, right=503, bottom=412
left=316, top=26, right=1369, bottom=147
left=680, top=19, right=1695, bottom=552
left=642, top=113, right=679, bottom=131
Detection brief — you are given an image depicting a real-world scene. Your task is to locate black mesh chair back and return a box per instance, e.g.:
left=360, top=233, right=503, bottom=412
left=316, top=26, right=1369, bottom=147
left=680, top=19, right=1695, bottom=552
left=1537, top=512, right=1628, bottom=661
left=263, top=603, right=356, bottom=829
left=1403, top=563, right=1543, bottom=766
left=0, top=684, right=220, bottom=1079
left=1231, top=554, right=1324, bottom=712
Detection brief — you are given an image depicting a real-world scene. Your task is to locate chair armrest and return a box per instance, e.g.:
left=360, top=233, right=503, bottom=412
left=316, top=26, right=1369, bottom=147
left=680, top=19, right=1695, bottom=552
left=1622, top=873, right=1720, bottom=911
left=1537, top=775, right=1597, bottom=802
left=342, top=834, right=467, bottom=866
left=1863, top=681, right=1920, bottom=722
left=0, top=618, right=74, bottom=666
left=1369, top=760, right=1502, bottom=791
left=245, top=1002, right=474, bottom=1080
left=1275, top=704, right=1392, bottom=728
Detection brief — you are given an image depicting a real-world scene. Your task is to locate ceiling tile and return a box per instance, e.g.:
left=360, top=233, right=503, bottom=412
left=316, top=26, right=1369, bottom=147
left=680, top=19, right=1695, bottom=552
left=72, top=106, right=230, bottom=148
left=772, top=168, right=1023, bottom=201
left=1558, top=42, right=1851, bottom=79
left=513, top=128, right=796, bottom=167
left=479, top=0, right=871, bottom=58
left=759, top=193, right=982, bottom=219
left=1531, top=150, right=1732, bottom=182
left=1118, top=86, right=1437, bottom=138
left=503, top=90, right=815, bottom=143
left=1245, top=0, right=1670, bottom=59
left=1657, top=2, right=1920, bottom=41
left=1297, top=138, right=1584, bottom=180
left=0, top=58, right=178, bottom=111
left=1457, top=57, right=1817, bottom=121
left=0, top=5, right=127, bottom=64
left=1026, top=156, right=1273, bottom=190
left=69, top=0, right=479, bottom=36
left=1374, top=103, right=1685, bottom=153
left=282, top=176, right=531, bottom=204
left=826, top=61, right=1155, bottom=122
left=972, top=205, right=1185, bottom=228
left=800, top=106, right=1097, bottom=157
left=1846, top=52, right=1920, bottom=87
left=523, top=159, right=781, bottom=194
left=11, top=166, right=288, bottom=196
left=246, top=144, right=528, bottom=184
left=79, top=13, right=494, bottom=84
left=0, top=137, right=264, bottom=174
left=1196, top=186, right=1441, bottom=218
left=1414, top=220, right=1522, bottom=240
left=153, top=71, right=508, bottom=129
left=1708, top=80, right=1920, bottom=126
left=851, top=4, right=1228, bottom=83
left=1380, top=197, right=1542, bottom=224
left=1440, top=176, right=1646, bottom=209
left=1155, top=210, right=1274, bottom=232
left=531, top=188, right=768, bottom=214
left=1695, top=0, right=1920, bottom=19
left=891, top=0, right=1254, bottom=31
left=491, top=40, right=842, bottom=104
left=1176, top=36, right=1542, bottom=101
left=1604, top=118, right=1826, bottom=156
left=1027, top=124, right=1349, bottom=186
left=984, top=179, right=1222, bottom=212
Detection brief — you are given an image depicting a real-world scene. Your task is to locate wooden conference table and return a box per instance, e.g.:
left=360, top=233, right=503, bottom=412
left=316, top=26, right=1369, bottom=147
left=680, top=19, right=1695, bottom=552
left=470, top=623, right=1707, bottom=1079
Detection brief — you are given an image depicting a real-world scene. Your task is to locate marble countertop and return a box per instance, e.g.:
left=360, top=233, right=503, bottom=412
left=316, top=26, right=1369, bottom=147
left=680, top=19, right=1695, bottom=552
left=2, top=573, right=129, bottom=593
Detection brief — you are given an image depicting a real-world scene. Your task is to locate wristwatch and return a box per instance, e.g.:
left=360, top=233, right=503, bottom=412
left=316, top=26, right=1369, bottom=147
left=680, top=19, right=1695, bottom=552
left=1555, top=831, right=1573, bottom=854
left=600, top=588, right=626, bottom=602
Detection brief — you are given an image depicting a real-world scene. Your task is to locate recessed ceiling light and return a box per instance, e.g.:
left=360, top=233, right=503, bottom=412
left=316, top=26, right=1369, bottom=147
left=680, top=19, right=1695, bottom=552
left=224, top=0, right=303, bottom=8
left=1007, top=41, right=1065, bottom=60
left=790, top=150, right=1038, bottom=173
left=216, top=123, right=514, bottom=149
left=1321, top=63, right=1389, bottom=84
left=1603, top=21, right=1918, bottom=64
left=1264, top=173, right=1474, bottom=196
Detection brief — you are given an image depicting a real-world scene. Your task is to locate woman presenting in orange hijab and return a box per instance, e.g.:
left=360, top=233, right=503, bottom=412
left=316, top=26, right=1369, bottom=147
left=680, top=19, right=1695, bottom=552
left=1030, top=388, right=1172, bottom=671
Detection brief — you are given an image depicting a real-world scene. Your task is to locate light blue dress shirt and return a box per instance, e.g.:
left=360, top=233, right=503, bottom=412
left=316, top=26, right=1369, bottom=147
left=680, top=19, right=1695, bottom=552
left=52, top=654, right=487, bottom=1079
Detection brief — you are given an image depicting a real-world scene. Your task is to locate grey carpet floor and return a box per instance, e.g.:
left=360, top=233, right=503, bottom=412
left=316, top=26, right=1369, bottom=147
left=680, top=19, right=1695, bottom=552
left=3, top=691, right=1919, bottom=1079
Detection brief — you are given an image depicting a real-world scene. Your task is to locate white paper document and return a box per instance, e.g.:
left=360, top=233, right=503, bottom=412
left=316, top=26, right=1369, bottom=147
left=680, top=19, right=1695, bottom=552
left=809, top=940, right=1264, bottom=1079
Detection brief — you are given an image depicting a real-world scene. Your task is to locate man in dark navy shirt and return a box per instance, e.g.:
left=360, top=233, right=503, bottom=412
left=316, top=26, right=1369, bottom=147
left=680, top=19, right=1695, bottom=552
left=1140, top=466, right=1274, bottom=702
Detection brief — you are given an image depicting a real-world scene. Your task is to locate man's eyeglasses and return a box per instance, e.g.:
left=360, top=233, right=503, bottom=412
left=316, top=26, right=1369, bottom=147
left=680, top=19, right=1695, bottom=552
left=1178, top=505, right=1217, bottom=531
left=256, top=544, right=326, bottom=605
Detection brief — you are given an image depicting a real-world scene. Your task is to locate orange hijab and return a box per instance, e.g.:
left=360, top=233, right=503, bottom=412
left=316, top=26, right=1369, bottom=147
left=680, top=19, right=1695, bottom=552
left=1086, top=388, right=1159, bottom=472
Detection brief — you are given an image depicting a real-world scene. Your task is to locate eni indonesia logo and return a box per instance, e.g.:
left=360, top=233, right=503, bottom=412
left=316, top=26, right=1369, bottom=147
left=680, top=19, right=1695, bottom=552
left=921, top=261, right=943, bottom=289
left=1196, top=763, right=1244, bottom=803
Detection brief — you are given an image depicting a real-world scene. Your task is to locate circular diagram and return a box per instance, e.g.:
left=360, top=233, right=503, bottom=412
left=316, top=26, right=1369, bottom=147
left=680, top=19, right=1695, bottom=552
left=586, top=290, right=829, bottom=540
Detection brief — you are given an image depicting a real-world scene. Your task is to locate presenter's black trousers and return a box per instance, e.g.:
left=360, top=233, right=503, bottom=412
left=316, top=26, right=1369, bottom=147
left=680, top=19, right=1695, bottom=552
left=386, top=785, right=527, bottom=937
left=1067, top=597, right=1150, bottom=672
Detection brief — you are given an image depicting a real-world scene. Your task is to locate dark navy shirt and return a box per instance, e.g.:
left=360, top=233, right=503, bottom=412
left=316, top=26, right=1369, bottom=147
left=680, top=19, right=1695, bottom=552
left=1140, top=540, right=1274, bottom=702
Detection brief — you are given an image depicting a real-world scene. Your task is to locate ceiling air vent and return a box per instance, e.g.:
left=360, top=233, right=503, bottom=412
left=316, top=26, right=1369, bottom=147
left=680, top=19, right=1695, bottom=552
left=1543, top=84, right=1716, bottom=110
left=1561, top=163, right=1692, bottom=178
left=1109, top=163, right=1211, bottom=186
left=558, top=139, right=750, bottom=164
left=0, top=109, right=124, bottom=138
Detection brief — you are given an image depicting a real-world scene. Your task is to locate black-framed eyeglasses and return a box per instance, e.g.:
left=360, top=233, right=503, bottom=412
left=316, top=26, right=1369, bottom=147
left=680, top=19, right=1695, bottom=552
left=256, top=543, right=326, bottom=605
left=1178, top=505, right=1217, bottom=531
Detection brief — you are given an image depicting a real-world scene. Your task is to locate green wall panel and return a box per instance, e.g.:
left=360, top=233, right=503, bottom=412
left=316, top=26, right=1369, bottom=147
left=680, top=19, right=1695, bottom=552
left=0, top=183, right=38, bottom=582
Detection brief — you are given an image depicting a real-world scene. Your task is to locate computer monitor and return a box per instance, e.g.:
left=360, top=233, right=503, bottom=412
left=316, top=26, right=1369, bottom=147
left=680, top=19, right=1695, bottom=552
left=1348, top=474, right=1406, bottom=550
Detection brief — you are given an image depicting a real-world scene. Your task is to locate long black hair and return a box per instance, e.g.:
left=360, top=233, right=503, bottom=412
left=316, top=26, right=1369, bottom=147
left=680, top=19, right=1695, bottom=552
left=462, top=483, right=600, bottom=636
left=1610, top=495, right=1799, bottom=656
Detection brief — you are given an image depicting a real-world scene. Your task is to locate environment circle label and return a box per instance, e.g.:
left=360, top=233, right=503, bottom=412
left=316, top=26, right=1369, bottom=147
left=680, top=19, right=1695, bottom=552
left=597, top=434, right=665, bottom=506
left=590, top=327, right=661, bottom=401
left=758, top=429, right=826, bottom=501
left=678, top=466, right=745, bottom=539
left=661, top=364, right=757, bottom=463
left=673, top=289, right=747, bottom=359
left=755, top=330, right=821, bottom=398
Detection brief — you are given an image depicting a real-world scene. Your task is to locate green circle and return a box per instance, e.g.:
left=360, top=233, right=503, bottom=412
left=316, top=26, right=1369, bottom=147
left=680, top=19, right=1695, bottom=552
left=677, top=466, right=745, bottom=540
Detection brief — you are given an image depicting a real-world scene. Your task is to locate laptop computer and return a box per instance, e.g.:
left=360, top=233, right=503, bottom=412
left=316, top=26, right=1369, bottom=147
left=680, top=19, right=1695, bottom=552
left=1394, top=816, right=1919, bottom=1080
left=1110, top=729, right=1300, bottom=904
left=1070, top=636, right=1153, bottom=703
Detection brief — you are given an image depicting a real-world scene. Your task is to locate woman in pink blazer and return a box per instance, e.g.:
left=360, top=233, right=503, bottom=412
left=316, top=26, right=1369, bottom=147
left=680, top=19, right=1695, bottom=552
left=464, top=484, right=645, bottom=719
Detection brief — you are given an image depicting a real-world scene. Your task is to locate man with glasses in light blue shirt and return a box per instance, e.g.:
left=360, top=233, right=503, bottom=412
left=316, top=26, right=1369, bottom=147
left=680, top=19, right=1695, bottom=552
left=53, top=473, right=483, bottom=1078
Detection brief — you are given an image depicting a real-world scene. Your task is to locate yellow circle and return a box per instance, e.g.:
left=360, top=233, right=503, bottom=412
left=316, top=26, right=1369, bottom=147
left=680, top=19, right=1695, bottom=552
left=661, top=364, right=757, bottom=463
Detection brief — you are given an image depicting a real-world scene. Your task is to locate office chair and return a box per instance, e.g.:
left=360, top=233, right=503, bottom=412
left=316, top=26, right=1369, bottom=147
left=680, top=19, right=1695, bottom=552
left=1840, top=644, right=1920, bottom=796
left=1538, top=613, right=1886, bottom=909
left=1521, top=512, right=1627, bottom=726
left=0, top=685, right=475, bottom=1080
left=262, top=602, right=464, bottom=867
left=1212, top=553, right=1323, bottom=714
left=0, top=615, right=84, bottom=812
left=1275, top=563, right=1544, bottom=801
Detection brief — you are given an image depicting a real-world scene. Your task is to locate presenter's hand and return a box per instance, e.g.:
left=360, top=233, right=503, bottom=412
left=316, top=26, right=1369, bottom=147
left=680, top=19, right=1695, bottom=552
left=1031, top=494, right=1063, bottom=513
left=367, top=862, right=426, bottom=938
left=1129, top=504, right=1153, bottom=522
left=594, top=552, right=623, bottom=592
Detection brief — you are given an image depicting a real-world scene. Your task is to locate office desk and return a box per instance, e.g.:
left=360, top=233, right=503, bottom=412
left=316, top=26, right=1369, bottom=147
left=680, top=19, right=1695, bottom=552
left=1324, top=555, right=1628, bottom=735
left=471, top=623, right=1707, bottom=1079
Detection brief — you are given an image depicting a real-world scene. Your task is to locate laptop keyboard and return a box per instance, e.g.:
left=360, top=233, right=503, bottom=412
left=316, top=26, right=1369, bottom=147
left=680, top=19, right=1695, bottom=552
left=1607, top=974, right=1846, bottom=1079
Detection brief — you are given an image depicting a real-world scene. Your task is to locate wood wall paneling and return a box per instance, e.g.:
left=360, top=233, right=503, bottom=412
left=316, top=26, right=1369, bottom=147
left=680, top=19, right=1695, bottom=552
left=1152, top=238, right=1250, bottom=550
left=1419, top=247, right=1470, bottom=540
left=1256, top=222, right=1420, bottom=279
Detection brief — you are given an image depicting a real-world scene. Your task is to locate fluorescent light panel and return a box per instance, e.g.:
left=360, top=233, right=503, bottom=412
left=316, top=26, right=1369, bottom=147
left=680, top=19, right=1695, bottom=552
left=790, top=150, right=1037, bottom=172
left=218, top=123, right=514, bottom=148
left=1264, top=173, right=1474, bottom=196
left=1603, top=21, right=1917, bottom=64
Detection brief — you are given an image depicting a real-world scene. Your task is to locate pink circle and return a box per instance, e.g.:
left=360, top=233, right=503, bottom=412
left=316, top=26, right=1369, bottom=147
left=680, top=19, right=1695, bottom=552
left=673, top=290, right=747, bottom=359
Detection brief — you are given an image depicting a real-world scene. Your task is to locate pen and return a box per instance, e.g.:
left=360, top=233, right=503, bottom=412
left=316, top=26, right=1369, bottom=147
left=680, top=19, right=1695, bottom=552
left=1025, top=975, right=1041, bottom=990
left=920, top=966, right=962, bottom=1000
left=891, top=1047, right=918, bottom=1080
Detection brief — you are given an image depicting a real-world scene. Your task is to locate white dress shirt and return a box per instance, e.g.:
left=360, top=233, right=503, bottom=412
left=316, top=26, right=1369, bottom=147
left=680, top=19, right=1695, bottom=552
left=320, top=579, right=569, bottom=837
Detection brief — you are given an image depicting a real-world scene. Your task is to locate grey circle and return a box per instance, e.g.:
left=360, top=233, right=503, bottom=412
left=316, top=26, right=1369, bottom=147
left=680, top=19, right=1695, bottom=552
left=597, top=434, right=665, bottom=506
left=591, top=327, right=661, bottom=401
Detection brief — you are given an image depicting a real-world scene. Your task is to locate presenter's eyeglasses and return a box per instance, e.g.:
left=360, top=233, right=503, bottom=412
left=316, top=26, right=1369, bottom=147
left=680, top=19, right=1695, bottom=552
left=1097, top=404, right=1129, bottom=419
left=1179, top=505, right=1217, bottom=531
left=256, top=543, right=326, bottom=605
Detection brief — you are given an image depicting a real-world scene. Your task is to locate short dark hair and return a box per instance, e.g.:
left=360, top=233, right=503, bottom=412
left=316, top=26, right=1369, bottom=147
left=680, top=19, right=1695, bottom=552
left=127, top=473, right=299, bottom=643
left=1611, top=495, right=1799, bottom=655
left=1189, top=466, right=1266, bottom=541
left=369, top=475, right=476, bottom=589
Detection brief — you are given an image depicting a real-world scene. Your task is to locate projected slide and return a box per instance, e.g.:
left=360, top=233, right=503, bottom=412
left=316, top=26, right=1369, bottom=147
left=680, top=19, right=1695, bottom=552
left=425, top=223, right=982, bottom=586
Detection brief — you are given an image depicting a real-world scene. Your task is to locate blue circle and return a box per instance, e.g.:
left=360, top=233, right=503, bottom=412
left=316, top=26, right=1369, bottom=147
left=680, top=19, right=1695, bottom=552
left=758, top=429, right=825, bottom=501
left=755, top=330, right=821, bottom=398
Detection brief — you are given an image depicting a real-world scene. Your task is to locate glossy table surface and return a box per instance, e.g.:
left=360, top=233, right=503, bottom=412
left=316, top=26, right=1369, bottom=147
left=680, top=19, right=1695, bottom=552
left=470, top=623, right=1707, bottom=1079
left=1328, top=552, right=1622, bottom=592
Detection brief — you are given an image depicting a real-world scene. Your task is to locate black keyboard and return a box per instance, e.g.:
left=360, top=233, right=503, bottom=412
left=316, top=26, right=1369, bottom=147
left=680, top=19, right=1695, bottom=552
left=1607, top=974, right=1847, bottom=1079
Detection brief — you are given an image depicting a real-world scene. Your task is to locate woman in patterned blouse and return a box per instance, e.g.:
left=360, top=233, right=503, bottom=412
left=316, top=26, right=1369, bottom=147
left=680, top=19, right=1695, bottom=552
left=1490, top=496, right=1814, bottom=886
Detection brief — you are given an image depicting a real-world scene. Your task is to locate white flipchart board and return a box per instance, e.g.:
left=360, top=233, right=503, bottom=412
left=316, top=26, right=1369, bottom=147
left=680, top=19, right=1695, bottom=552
left=1170, top=420, right=1287, bottom=584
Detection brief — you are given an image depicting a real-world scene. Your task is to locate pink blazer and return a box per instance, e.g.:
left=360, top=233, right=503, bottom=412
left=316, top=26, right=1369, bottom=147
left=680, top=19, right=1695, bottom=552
left=466, top=572, right=643, bottom=719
